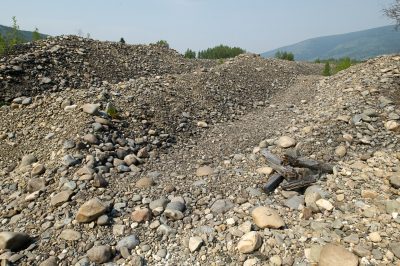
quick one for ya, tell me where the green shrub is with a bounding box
[275,51,294,61]
[184,49,196,59]
[156,40,169,48]
[32,27,41,41]
[119,37,126,44]
[197,45,245,59]
[323,62,331,76]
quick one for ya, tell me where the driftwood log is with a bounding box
[261,149,333,192]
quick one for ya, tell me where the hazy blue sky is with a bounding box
[1,0,394,53]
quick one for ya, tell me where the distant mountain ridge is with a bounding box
[0,25,48,41]
[261,25,400,61]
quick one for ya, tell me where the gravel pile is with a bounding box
[0,36,399,266]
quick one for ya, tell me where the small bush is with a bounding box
[275,51,294,61]
[119,37,126,44]
[156,40,169,48]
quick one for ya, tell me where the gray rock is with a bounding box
[82,103,100,115]
[389,174,400,189]
[27,178,46,192]
[87,245,112,264]
[149,198,169,211]
[166,201,186,212]
[76,198,107,223]
[210,199,234,214]
[62,155,79,167]
[390,242,400,259]
[20,154,37,168]
[39,256,58,266]
[116,235,140,250]
[63,140,76,149]
[60,229,81,241]
[50,190,74,206]
[284,195,305,210]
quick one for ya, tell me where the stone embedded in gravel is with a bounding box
[316,199,334,211]
[124,154,140,166]
[87,245,113,264]
[76,198,107,223]
[62,154,79,167]
[93,173,108,187]
[237,231,262,254]
[20,154,37,168]
[116,235,140,250]
[39,256,58,266]
[83,133,99,144]
[305,190,322,212]
[0,232,31,251]
[164,209,184,220]
[385,120,399,131]
[197,121,208,128]
[335,145,347,158]
[276,136,296,148]
[82,103,100,115]
[251,206,285,229]
[210,199,234,214]
[368,232,381,242]
[131,208,151,222]
[196,165,213,176]
[189,236,203,252]
[284,195,304,210]
[27,178,46,192]
[97,215,109,225]
[50,189,74,206]
[389,242,400,259]
[60,229,81,241]
[31,163,46,176]
[319,244,358,266]
[389,174,400,189]
[256,166,273,175]
[135,177,155,188]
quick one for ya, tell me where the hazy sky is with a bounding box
[1,0,394,53]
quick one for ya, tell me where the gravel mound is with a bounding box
[0,36,399,265]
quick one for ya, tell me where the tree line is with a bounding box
[0,16,42,55]
[184,45,245,59]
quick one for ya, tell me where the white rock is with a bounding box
[189,236,203,252]
[237,231,262,254]
[316,198,334,211]
[276,136,296,148]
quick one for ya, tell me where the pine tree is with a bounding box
[184,49,196,58]
[323,62,331,76]
[32,27,41,41]
[119,37,125,44]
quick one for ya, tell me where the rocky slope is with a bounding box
[0,37,399,266]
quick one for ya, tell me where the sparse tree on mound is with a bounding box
[323,62,331,76]
[197,45,245,59]
[119,37,126,44]
[184,49,196,58]
[384,0,400,29]
[156,40,169,48]
[32,27,41,41]
[275,51,294,61]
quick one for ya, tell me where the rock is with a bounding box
[82,103,100,115]
[50,189,74,206]
[189,236,203,252]
[124,154,140,166]
[385,121,399,131]
[97,215,109,225]
[164,209,184,220]
[319,244,358,266]
[62,155,79,167]
[276,136,296,148]
[335,145,347,158]
[59,229,81,241]
[196,165,213,176]
[83,133,99,144]
[31,163,45,176]
[237,231,262,254]
[316,199,334,211]
[284,195,304,210]
[137,147,149,158]
[389,242,400,259]
[135,177,155,188]
[390,174,400,189]
[87,245,112,264]
[27,178,46,192]
[0,232,31,251]
[131,208,151,222]
[305,190,322,212]
[20,154,37,168]
[76,198,107,223]
[197,121,208,128]
[39,256,58,266]
[251,206,285,229]
[256,166,273,175]
[270,255,282,266]
[210,199,234,214]
[93,174,108,187]
[116,235,140,250]
[368,232,381,242]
